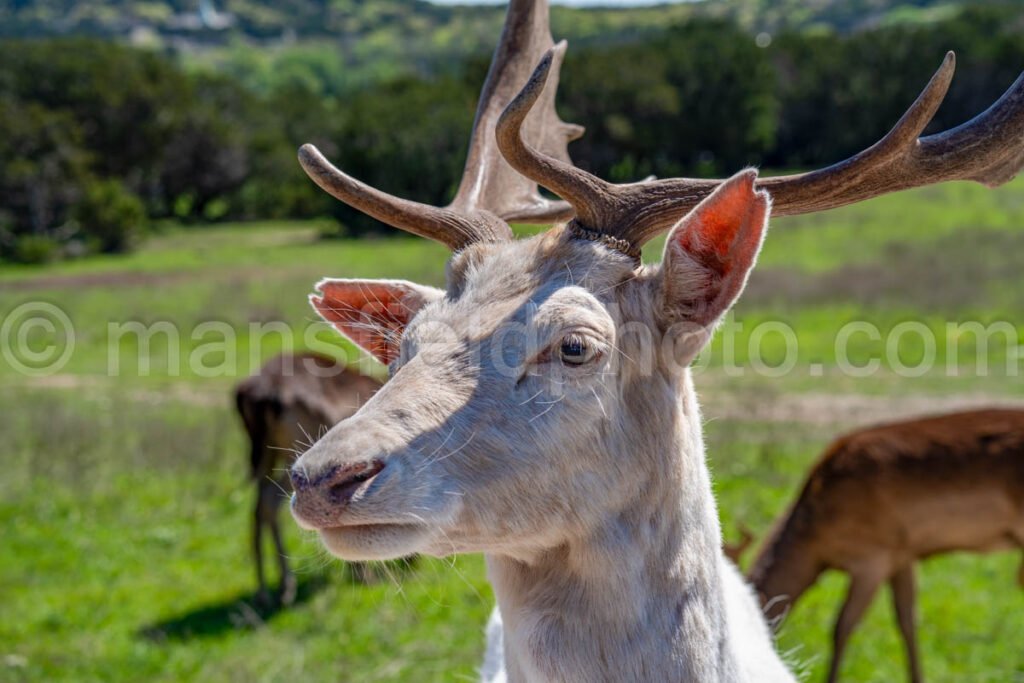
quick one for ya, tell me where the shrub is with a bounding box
[72,179,147,254]
[12,234,59,264]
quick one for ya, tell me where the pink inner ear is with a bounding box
[662,170,770,328]
[311,281,417,365]
[677,171,764,276]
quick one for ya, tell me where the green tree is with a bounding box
[73,178,147,254]
[560,20,779,182]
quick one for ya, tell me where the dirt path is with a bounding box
[20,374,227,407]
[2,263,318,292]
[701,388,1024,427]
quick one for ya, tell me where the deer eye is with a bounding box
[558,334,597,365]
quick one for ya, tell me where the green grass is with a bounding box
[2,178,1023,682]
[3,391,1022,682]
[0,220,448,284]
[0,391,493,683]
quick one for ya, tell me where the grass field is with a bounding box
[2,179,1023,682]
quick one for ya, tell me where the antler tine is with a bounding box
[610,51,960,245]
[500,49,1024,251]
[751,50,959,213]
[911,56,1024,187]
[721,51,1024,218]
[496,44,620,231]
[298,144,511,250]
[498,47,733,246]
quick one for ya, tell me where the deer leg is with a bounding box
[253,485,268,603]
[267,484,296,606]
[1004,528,1024,588]
[827,569,885,683]
[1013,529,1024,588]
[890,565,924,683]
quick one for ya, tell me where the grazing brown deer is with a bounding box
[748,409,1024,683]
[283,0,1024,679]
[235,351,381,605]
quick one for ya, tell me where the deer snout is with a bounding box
[289,459,385,529]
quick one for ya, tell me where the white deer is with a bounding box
[286,1,1024,680]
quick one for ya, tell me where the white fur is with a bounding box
[482,560,792,683]
[481,607,507,683]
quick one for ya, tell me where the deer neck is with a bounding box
[748,503,824,620]
[486,373,739,682]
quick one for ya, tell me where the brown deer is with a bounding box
[283,0,1024,679]
[748,409,1024,683]
[235,351,381,605]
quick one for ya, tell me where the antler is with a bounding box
[498,48,1024,250]
[299,0,582,251]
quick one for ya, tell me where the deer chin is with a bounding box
[318,522,431,561]
[312,492,463,561]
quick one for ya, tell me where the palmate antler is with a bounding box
[497,47,1024,252]
[298,0,582,251]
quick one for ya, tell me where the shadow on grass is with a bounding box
[138,559,419,642]
[138,574,328,642]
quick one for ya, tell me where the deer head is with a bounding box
[292,169,768,560]
[290,2,1024,566]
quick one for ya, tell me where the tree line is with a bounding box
[1,5,1021,263]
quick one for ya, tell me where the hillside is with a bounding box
[5,1,1008,98]
[0,0,986,45]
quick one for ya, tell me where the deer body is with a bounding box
[235,351,381,604]
[749,409,1024,683]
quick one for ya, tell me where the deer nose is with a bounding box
[290,460,385,511]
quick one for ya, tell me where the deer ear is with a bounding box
[310,279,445,365]
[659,169,770,329]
